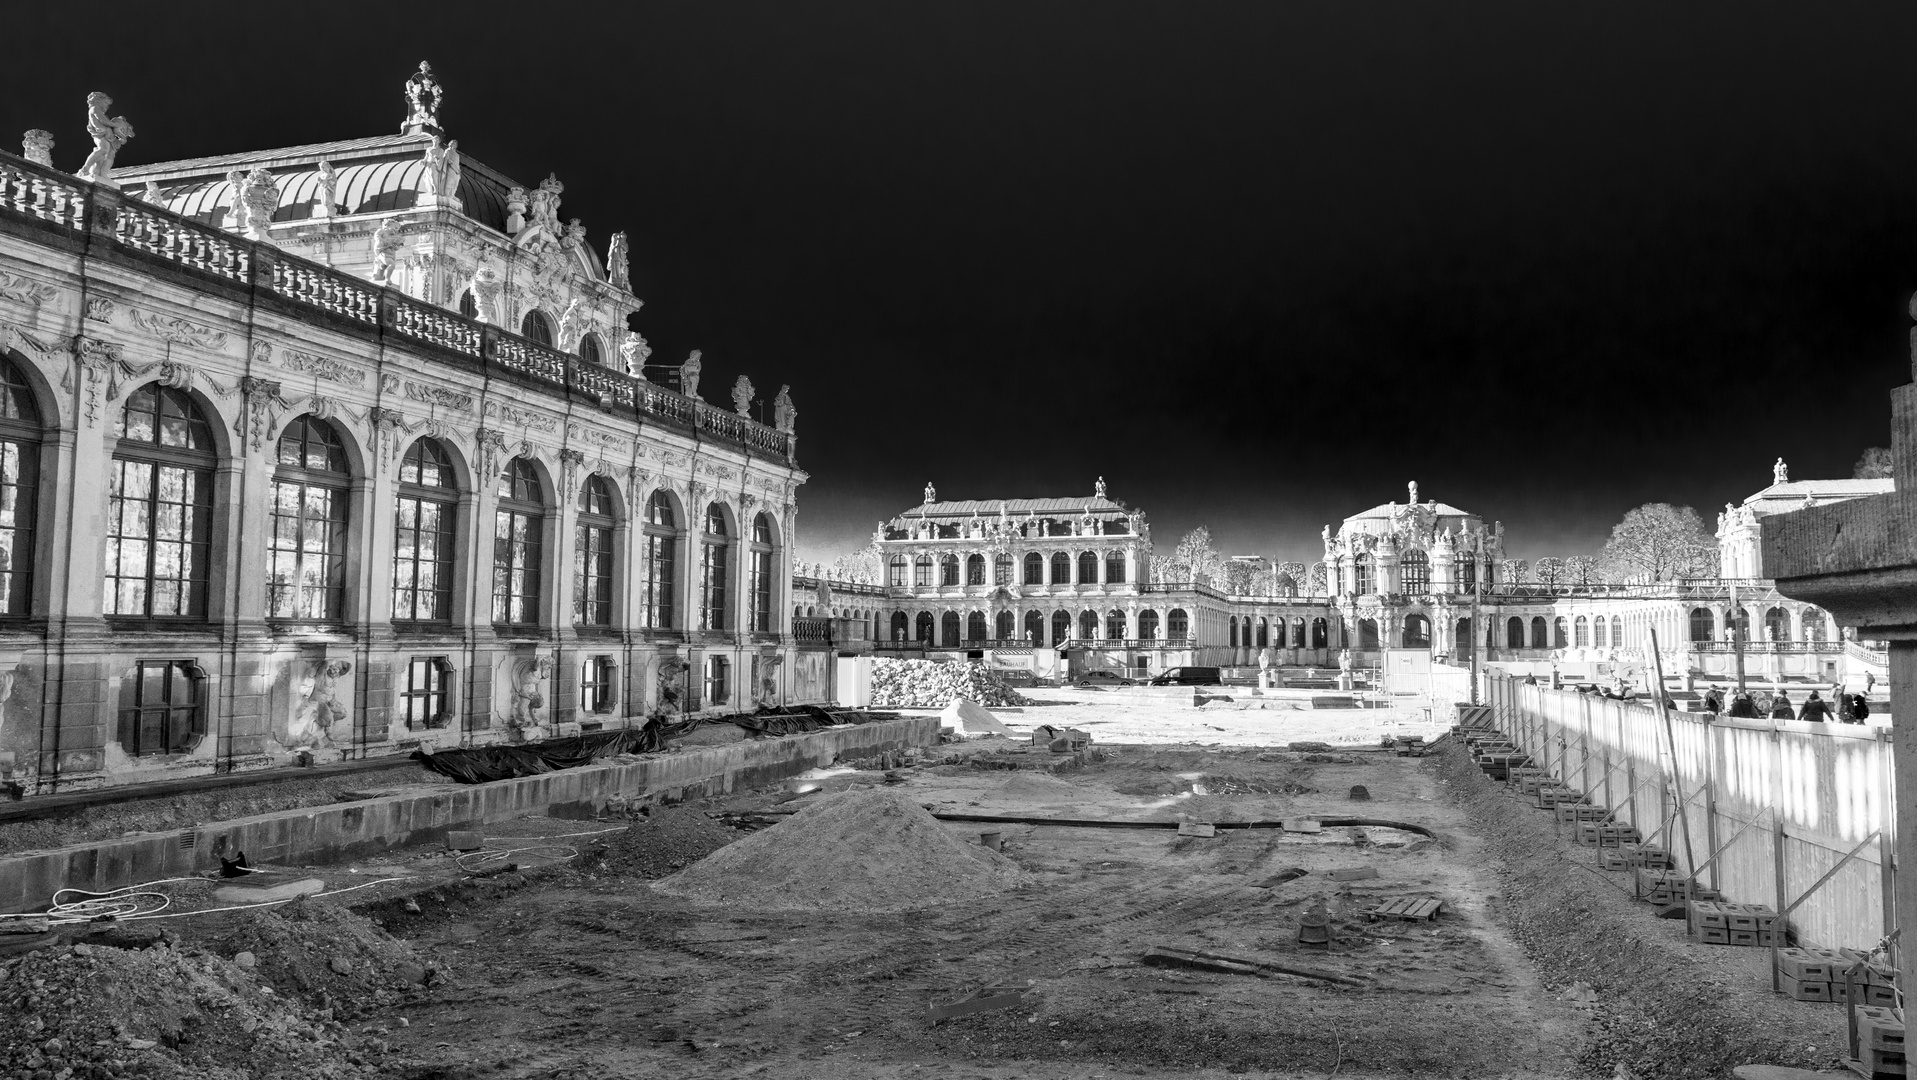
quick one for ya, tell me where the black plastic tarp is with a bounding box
[411,720,699,784]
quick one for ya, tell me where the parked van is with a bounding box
[1149,666,1223,686]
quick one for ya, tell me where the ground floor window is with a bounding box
[401,656,453,729]
[582,655,616,714]
[704,655,729,706]
[118,659,206,756]
[1052,609,1071,644]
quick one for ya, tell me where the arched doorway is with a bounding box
[1403,614,1430,648]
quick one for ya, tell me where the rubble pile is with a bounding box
[0,939,398,1079]
[196,896,438,1019]
[869,659,1033,708]
[654,788,1029,911]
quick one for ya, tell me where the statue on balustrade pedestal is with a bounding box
[223,169,249,232]
[240,169,279,241]
[422,137,462,204]
[620,331,651,378]
[77,93,133,189]
[606,232,631,291]
[21,130,53,169]
[731,375,755,417]
[371,218,404,284]
[772,384,796,432]
[467,262,502,324]
[314,160,337,218]
[680,349,703,399]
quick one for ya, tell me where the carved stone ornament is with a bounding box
[278,348,367,387]
[559,447,586,502]
[64,336,124,427]
[240,168,279,242]
[482,399,559,433]
[371,218,404,284]
[237,376,288,454]
[0,270,58,309]
[626,465,652,508]
[731,375,754,417]
[380,372,400,395]
[404,381,473,412]
[402,61,444,134]
[21,130,53,168]
[84,296,114,324]
[368,406,408,473]
[475,427,509,479]
[130,309,229,352]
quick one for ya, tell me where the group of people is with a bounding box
[1699,685,1869,724]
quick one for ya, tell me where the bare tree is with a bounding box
[1563,555,1598,584]
[1598,503,1717,583]
[828,541,884,584]
[1307,561,1329,595]
[1532,557,1567,587]
[1277,561,1307,595]
[1166,527,1223,586]
[1502,558,1530,584]
[1854,447,1893,479]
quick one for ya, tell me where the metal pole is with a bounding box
[1469,554,1483,705]
[1649,628,1701,892]
[1730,580,1747,693]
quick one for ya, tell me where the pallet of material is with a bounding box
[1621,843,1673,869]
[1692,902,1782,946]
[1599,850,1631,870]
[1634,870,1717,905]
[1574,822,1640,848]
[1554,803,1609,823]
[1364,897,1444,922]
[1849,1004,1906,1078]
[1536,786,1584,808]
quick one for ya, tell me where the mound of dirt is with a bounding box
[654,789,1028,911]
[0,940,398,1079]
[591,805,741,878]
[188,895,435,1018]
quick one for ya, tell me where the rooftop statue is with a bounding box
[77,93,134,189]
[313,159,337,218]
[468,262,503,324]
[1095,476,1107,499]
[620,331,651,378]
[21,130,53,168]
[402,61,444,133]
[564,218,587,251]
[555,297,584,352]
[772,384,795,432]
[239,168,279,241]
[423,137,462,201]
[1408,480,1419,505]
[732,375,755,417]
[606,232,631,291]
[140,181,162,203]
[370,218,403,284]
[504,186,528,234]
[1773,457,1789,486]
[680,349,702,399]
[223,169,249,231]
[924,481,937,504]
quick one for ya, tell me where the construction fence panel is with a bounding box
[1480,676,1894,952]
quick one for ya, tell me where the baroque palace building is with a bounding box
[0,66,817,796]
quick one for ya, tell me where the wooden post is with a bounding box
[1702,715,1721,894]
[1648,630,1701,897]
[1773,815,1787,993]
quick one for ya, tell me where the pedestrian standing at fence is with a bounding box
[1799,690,1834,723]
[1702,687,1723,714]
[1769,690,1795,720]
[1838,691,1856,721]
[1728,690,1759,718]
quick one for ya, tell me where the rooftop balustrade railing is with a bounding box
[0,149,796,465]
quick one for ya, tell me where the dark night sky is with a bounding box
[6,3,1915,565]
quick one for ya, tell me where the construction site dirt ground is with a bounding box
[2,727,1858,1080]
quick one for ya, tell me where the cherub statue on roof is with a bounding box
[77,93,133,188]
[680,349,702,398]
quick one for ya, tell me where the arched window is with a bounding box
[967,611,987,642]
[1228,615,1239,648]
[1457,557,1478,594]
[1051,551,1070,584]
[1139,609,1159,639]
[1401,550,1429,594]
[1079,609,1098,639]
[913,555,933,588]
[458,290,477,319]
[1592,616,1607,649]
[1690,607,1715,643]
[890,611,908,640]
[1168,608,1190,640]
[1805,614,1826,641]
[393,438,458,622]
[493,458,545,627]
[1507,617,1525,648]
[1765,606,1789,643]
[1574,616,1589,647]
[941,610,960,646]
[888,556,907,588]
[1107,608,1126,640]
[1312,617,1328,648]
[1105,551,1126,584]
[1359,618,1380,648]
[108,385,215,618]
[1531,616,1548,648]
[0,358,38,617]
[967,554,985,586]
[1453,618,1470,652]
[1256,617,1269,648]
[915,611,933,642]
[1732,606,1751,641]
[994,552,1012,585]
[996,610,1014,640]
[1078,551,1098,584]
[700,504,729,631]
[640,491,677,629]
[1024,609,1045,643]
[574,476,617,627]
[941,554,960,587]
[521,309,554,346]
[1403,614,1430,648]
[579,332,604,367]
[749,513,777,633]
[1610,615,1623,647]
[1553,617,1569,648]
[1023,552,1043,585]
[268,416,350,620]
[1293,618,1307,648]
[1353,554,1373,595]
[1052,609,1071,644]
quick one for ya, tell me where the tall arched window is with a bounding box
[1077,551,1098,584]
[1050,551,1070,584]
[1611,615,1623,647]
[268,416,350,620]
[1359,618,1380,648]
[1293,618,1307,648]
[1168,608,1189,640]
[641,490,677,629]
[996,610,1014,640]
[700,504,729,631]
[579,333,604,367]
[967,554,985,586]
[1531,616,1548,648]
[1023,552,1043,585]
[1765,606,1789,643]
[1732,606,1751,641]
[1139,610,1159,639]
[1107,608,1126,640]
[1024,609,1044,643]
[940,554,959,587]
[1312,617,1328,648]
[1457,557,1478,594]
[994,552,1012,585]
[1229,615,1239,647]
[107,385,215,619]
[0,358,39,617]
[889,556,907,588]
[1592,616,1607,648]
[1078,609,1098,639]
[913,555,933,588]
[1573,616,1589,647]
[1403,614,1430,648]
[521,309,554,346]
[750,513,776,633]
[1353,554,1373,595]
[890,611,908,640]
[1553,617,1569,648]
[574,475,616,627]
[967,611,987,641]
[393,438,457,622]
[458,290,477,319]
[1507,617,1525,648]
[1105,551,1126,584]
[941,610,960,645]
[1052,609,1071,644]
[1689,607,1715,643]
[1401,550,1429,594]
[1256,617,1269,647]
[493,458,545,627]
[1456,618,1471,650]
[915,610,934,642]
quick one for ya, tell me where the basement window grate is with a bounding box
[178,830,197,851]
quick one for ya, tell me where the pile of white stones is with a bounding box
[869,659,1032,708]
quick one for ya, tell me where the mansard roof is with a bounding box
[1743,478,1894,517]
[903,496,1128,518]
[1344,500,1474,522]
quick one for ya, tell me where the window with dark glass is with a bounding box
[967,554,985,586]
[1457,557,1478,594]
[521,309,554,346]
[941,555,959,587]
[267,415,350,620]
[1105,551,1126,584]
[582,655,615,713]
[1023,552,1043,585]
[574,475,615,627]
[994,552,1012,585]
[1401,550,1429,594]
[913,555,933,588]
[704,654,729,705]
[118,659,205,756]
[0,357,40,616]
[1051,609,1070,643]
[889,557,908,588]
[492,458,545,627]
[1168,608,1189,639]
[401,656,452,729]
[1352,554,1373,595]
[1050,551,1069,584]
[700,504,728,631]
[107,385,214,619]
[641,490,676,629]
[580,333,604,367]
[1077,551,1097,584]
[967,611,987,641]
[394,438,457,622]
[749,513,775,633]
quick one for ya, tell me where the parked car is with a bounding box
[1074,669,1134,687]
[1150,666,1224,687]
